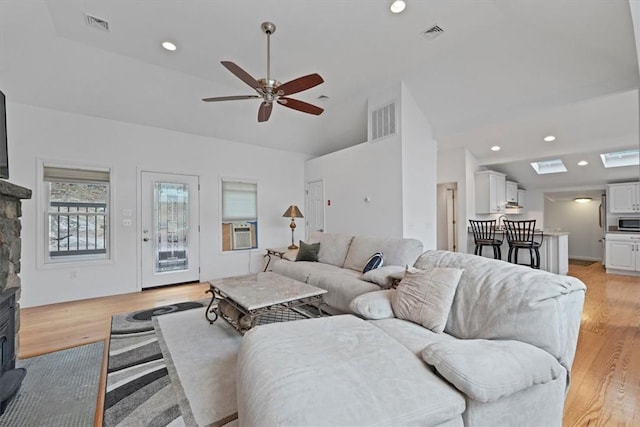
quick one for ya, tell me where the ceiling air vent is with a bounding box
[84,14,110,32]
[423,24,444,40]
[370,102,396,142]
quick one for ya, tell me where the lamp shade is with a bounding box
[282,205,304,218]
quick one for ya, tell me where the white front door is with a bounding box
[141,172,200,289]
[306,180,325,234]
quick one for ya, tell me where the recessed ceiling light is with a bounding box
[577,160,589,166]
[544,135,556,142]
[162,41,177,51]
[390,0,406,14]
[491,145,501,151]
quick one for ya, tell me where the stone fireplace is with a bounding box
[0,180,31,413]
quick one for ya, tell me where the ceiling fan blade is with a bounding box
[202,95,260,102]
[221,61,262,90]
[277,97,324,116]
[258,102,273,122]
[277,73,324,96]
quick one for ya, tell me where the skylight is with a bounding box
[600,149,640,168]
[530,159,567,175]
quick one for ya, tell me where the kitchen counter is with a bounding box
[467,229,569,275]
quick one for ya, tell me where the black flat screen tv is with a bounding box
[0,90,8,179]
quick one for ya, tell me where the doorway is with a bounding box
[141,171,200,289]
[306,179,325,235]
[437,183,458,252]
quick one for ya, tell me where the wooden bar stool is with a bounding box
[503,219,544,269]
[469,220,502,259]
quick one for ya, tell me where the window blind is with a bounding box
[44,166,110,183]
[221,180,257,221]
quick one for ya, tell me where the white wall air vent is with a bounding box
[84,14,110,32]
[423,24,444,40]
[370,102,396,142]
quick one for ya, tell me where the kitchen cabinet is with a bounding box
[605,233,640,275]
[608,182,640,213]
[506,181,518,203]
[475,170,506,214]
[517,189,526,207]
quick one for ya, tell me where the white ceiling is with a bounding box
[1,0,639,191]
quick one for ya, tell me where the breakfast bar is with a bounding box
[467,228,569,275]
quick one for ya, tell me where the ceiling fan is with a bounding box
[202,22,325,123]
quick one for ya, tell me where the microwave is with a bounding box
[618,217,640,231]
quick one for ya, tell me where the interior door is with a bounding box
[141,172,200,289]
[306,180,325,234]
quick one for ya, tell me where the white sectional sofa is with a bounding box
[271,232,424,312]
[237,250,587,426]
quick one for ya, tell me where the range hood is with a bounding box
[505,202,524,215]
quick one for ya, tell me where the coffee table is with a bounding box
[205,272,327,334]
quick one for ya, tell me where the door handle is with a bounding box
[143,237,150,242]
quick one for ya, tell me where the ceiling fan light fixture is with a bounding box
[390,0,406,14]
[162,41,177,51]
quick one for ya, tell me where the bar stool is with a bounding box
[469,220,502,259]
[503,219,543,269]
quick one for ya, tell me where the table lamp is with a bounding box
[282,205,304,249]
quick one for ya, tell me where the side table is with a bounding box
[263,247,288,271]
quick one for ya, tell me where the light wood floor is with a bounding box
[18,264,640,426]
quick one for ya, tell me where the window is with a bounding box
[221,180,258,251]
[44,165,110,261]
[530,159,567,175]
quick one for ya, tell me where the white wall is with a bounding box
[544,199,602,260]
[305,139,404,237]
[400,82,437,249]
[437,148,478,253]
[9,103,308,307]
[306,82,438,245]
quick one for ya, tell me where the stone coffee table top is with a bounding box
[209,272,326,311]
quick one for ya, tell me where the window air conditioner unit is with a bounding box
[232,223,252,250]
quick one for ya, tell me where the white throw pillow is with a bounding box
[349,290,396,320]
[361,265,406,288]
[391,267,463,333]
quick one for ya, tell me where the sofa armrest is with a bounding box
[349,290,396,320]
[421,339,565,403]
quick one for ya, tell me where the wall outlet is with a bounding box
[123,219,132,226]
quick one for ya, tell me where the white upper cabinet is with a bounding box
[475,170,506,214]
[506,181,518,204]
[608,182,640,213]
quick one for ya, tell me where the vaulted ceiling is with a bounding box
[1,0,639,190]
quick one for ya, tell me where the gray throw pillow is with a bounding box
[391,266,463,333]
[295,241,320,262]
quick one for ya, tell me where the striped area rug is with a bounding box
[104,301,206,427]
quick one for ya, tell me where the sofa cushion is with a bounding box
[414,250,586,375]
[237,315,466,427]
[349,290,396,320]
[309,232,354,267]
[343,236,423,272]
[370,318,457,355]
[295,240,319,262]
[421,339,565,403]
[272,259,345,284]
[307,271,380,313]
[392,267,463,333]
[361,265,405,288]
